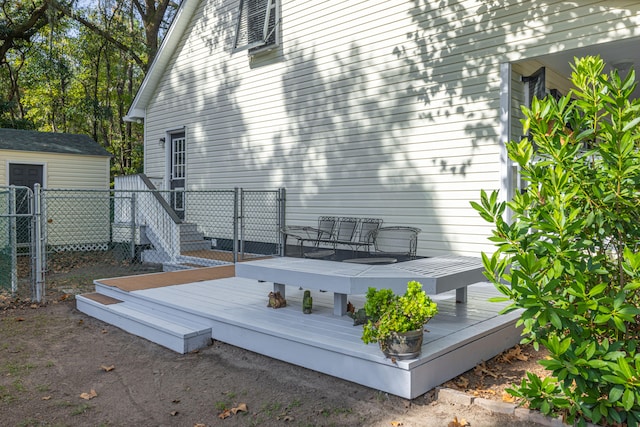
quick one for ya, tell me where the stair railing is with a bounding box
[114,174,180,263]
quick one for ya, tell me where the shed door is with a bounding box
[8,163,42,245]
[170,132,186,220]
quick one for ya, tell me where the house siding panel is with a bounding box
[1,150,109,189]
[0,149,110,248]
[142,0,640,257]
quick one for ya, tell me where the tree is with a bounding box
[0,0,60,128]
[1,0,181,176]
[473,56,640,427]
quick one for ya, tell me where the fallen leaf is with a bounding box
[42,396,51,400]
[79,389,97,400]
[170,411,178,416]
[218,409,232,419]
[499,345,529,363]
[473,361,498,378]
[502,391,516,403]
[391,422,404,427]
[448,416,470,427]
[194,424,206,427]
[454,376,469,389]
[231,402,248,414]
[282,415,294,421]
[101,329,108,334]
[15,317,25,322]
[100,365,115,372]
[472,388,497,398]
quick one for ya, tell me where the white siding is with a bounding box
[0,150,111,247]
[0,150,110,189]
[143,0,640,257]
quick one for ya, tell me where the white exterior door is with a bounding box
[170,132,186,220]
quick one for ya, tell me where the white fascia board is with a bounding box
[126,0,201,121]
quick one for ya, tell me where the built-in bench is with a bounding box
[235,255,485,316]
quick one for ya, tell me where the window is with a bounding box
[522,67,546,108]
[171,135,186,180]
[233,0,278,53]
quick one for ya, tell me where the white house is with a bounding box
[125,0,640,257]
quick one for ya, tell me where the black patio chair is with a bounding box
[370,226,421,260]
[350,218,383,254]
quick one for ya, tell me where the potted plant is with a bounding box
[361,280,438,360]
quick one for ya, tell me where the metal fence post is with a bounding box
[239,188,246,260]
[33,184,44,302]
[233,188,239,263]
[278,188,286,256]
[130,193,136,262]
[8,186,17,295]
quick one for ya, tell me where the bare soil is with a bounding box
[0,256,550,427]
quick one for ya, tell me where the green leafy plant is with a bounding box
[361,280,438,344]
[472,56,640,427]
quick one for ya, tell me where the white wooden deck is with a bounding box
[77,271,522,399]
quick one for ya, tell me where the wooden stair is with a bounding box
[76,291,212,354]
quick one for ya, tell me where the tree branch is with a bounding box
[47,0,147,71]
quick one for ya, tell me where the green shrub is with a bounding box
[472,56,640,427]
[361,281,438,344]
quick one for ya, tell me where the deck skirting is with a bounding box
[76,270,522,399]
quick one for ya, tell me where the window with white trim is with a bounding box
[233,0,279,53]
[172,135,186,180]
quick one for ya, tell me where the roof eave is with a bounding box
[126,0,200,119]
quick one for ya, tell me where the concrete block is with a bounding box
[514,407,567,426]
[436,387,475,406]
[474,397,516,415]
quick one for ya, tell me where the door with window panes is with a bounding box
[170,132,186,220]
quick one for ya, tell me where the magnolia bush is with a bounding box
[472,56,640,426]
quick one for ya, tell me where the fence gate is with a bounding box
[0,185,41,300]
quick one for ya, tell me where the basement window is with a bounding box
[233,0,279,53]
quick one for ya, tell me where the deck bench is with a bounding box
[235,255,485,316]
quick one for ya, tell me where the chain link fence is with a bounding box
[1,183,285,302]
[0,186,37,298]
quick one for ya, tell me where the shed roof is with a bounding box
[0,128,111,157]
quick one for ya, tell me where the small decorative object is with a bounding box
[347,301,369,325]
[361,281,438,360]
[267,291,286,308]
[350,308,368,326]
[302,290,312,314]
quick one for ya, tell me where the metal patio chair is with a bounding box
[370,226,421,261]
[281,216,337,257]
[304,217,358,259]
[350,218,383,254]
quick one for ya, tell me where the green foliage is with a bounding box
[0,0,158,180]
[472,56,640,427]
[361,281,438,344]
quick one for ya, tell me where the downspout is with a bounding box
[499,62,513,224]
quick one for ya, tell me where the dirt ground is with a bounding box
[0,255,551,427]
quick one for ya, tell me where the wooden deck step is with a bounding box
[76,294,212,354]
